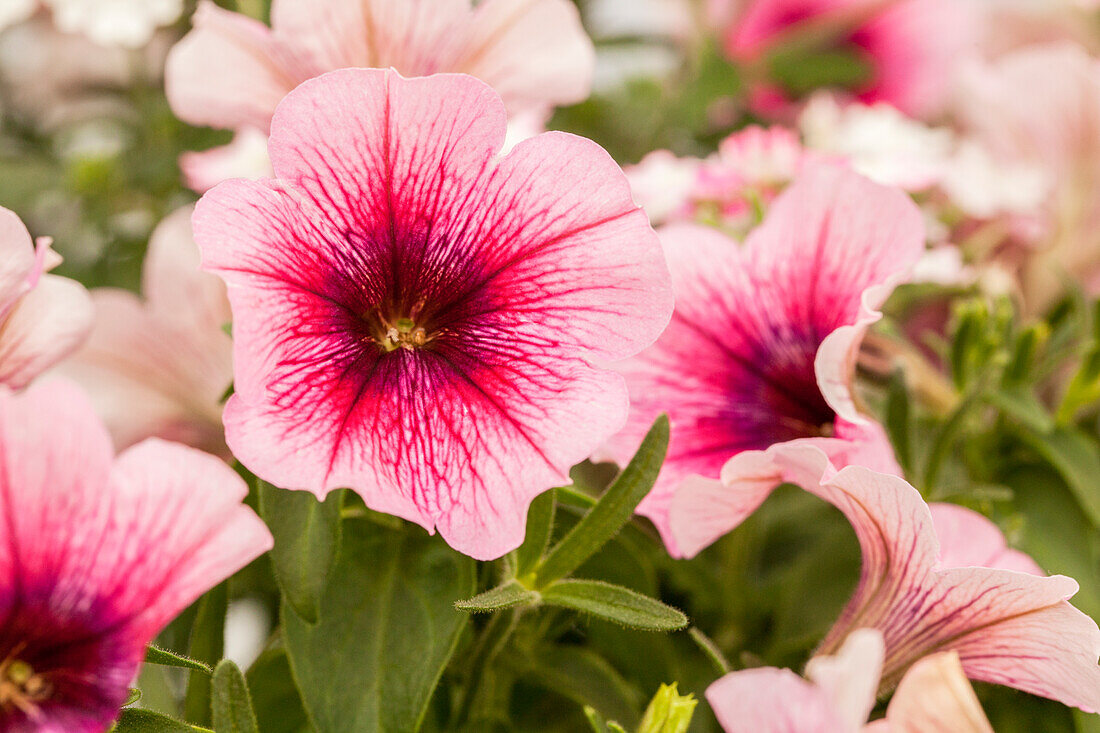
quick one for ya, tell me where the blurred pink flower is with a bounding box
[673,444,1100,711]
[166,0,594,189]
[719,0,974,117]
[193,69,672,561]
[0,207,92,389]
[625,125,826,231]
[55,206,233,456]
[708,629,994,732]
[955,42,1100,311]
[0,378,271,732]
[606,164,923,554]
[180,127,274,194]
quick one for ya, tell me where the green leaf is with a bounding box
[515,488,556,577]
[986,387,1054,434]
[245,646,311,733]
[455,580,540,613]
[1016,425,1100,528]
[123,688,142,707]
[283,520,475,733]
[144,645,211,674]
[510,645,642,727]
[113,708,206,732]
[184,583,227,726]
[258,481,342,625]
[535,416,669,587]
[541,579,687,631]
[211,660,259,733]
[884,368,912,475]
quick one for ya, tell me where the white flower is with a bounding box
[44,0,182,47]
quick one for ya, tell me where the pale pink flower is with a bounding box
[624,125,825,230]
[0,206,92,389]
[954,42,1100,311]
[166,0,594,189]
[721,0,975,117]
[0,378,271,732]
[193,69,672,561]
[180,127,274,194]
[673,444,1100,710]
[708,629,994,732]
[606,164,923,554]
[55,206,232,455]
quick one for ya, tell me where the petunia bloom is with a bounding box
[718,0,974,117]
[55,206,233,456]
[0,378,272,732]
[0,206,92,390]
[165,0,594,190]
[605,163,924,554]
[193,68,673,561]
[707,628,994,732]
[673,444,1100,711]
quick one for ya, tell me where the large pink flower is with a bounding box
[721,0,973,117]
[605,163,924,554]
[0,207,92,389]
[0,378,271,732]
[673,444,1100,711]
[165,0,594,189]
[193,69,673,561]
[707,629,994,732]
[55,206,233,456]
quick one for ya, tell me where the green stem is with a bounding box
[451,609,518,728]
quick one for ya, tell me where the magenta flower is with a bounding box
[0,378,271,732]
[605,163,924,554]
[193,69,672,561]
[56,207,233,456]
[707,629,994,732]
[719,0,974,117]
[0,206,92,390]
[165,0,594,189]
[674,444,1100,711]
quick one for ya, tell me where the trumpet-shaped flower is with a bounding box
[56,207,233,455]
[707,629,994,732]
[605,164,923,554]
[0,378,271,732]
[193,69,672,560]
[0,207,92,389]
[165,0,594,190]
[673,444,1100,711]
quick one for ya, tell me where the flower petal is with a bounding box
[707,667,848,733]
[180,127,275,194]
[165,0,295,132]
[0,206,35,309]
[0,273,93,389]
[884,651,993,733]
[805,628,885,731]
[928,502,1044,575]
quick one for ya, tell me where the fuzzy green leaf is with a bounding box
[455,581,540,613]
[144,645,211,674]
[211,660,259,733]
[541,579,687,631]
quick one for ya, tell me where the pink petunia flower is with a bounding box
[673,444,1100,711]
[719,0,974,118]
[606,163,924,555]
[0,378,271,732]
[707,628,994,732]
[165,0,594,190]
[193,68,673,561]
[0,207,92,389]
[54,206,233,456]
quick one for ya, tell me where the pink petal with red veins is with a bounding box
[929,502,1044,575]
[756,444,1100,712]
[884,651,993,733]
[195,69,671,560]
[0,273,93,389]
[609,164,919,554]
[165,0,297,133]
[707,667,850,733]
[0,379,270,730]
